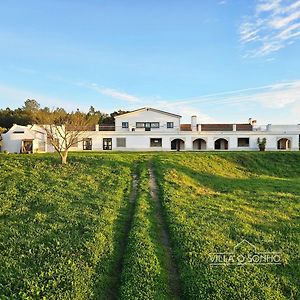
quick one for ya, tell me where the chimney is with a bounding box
[95,124,99,131]
[191,115,197,131]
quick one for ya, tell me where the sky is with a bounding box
[0,0,300,124]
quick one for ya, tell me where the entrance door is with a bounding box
[103,138,112,150]
[171,139,184,151]
[21,140,33,154]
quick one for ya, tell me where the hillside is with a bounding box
[0,152,299,299]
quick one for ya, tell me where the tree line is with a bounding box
[0,99,129,132]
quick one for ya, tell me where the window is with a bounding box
[83,138,92,150]
[151,122,159,128]
[13,131,25,134]
[103,138,112,150]
[136,122,160,129]
[238,138,249,147]
[122,122,129,128]
[167,122,174,128]
[145,122,151,131]
[150,138,162,147]
[116,138,126,147]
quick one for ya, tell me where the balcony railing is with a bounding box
[99,125,115,131]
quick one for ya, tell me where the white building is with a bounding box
[1,107,300,153]
[1,124,50,154]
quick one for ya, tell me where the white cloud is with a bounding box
[239,0,300,57]
[269,10,300,28]
[85,83,141,103]
[166,80,300,109]
[256,0,281,13]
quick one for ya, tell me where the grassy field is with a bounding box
[0,152,299,299]
[154,152,300,299]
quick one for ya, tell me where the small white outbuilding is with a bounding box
[1,124,48,154]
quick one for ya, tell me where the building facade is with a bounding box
[1,107,300,153]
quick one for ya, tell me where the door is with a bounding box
[21,140,33,154]
[103,138,112,150]
[145,122,151,131]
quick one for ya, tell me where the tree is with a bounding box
[0,127,6,140]
[257,138,267,151]
[88,106,96,115]
[0,106,33,128]
[22,99,40,112]
[22,99,41,123]
[37,109,99,164]
[101,110,130,124]
[0,127,6,152]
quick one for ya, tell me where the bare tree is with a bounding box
[37,109,99,164]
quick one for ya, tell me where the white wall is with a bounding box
[2,124,299,153]
[2,125,34,153]
[66,132,299,152]
[115,109,181,132]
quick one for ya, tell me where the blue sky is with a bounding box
[0,0,300,123]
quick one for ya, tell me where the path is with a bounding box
[149,164,182,299]
[106,166,139,299]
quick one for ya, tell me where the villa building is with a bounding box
[1,107,299,153]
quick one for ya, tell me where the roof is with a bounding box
[200,124,253,131]
[114,107,181,118]
[30,124,47,134]
[4,124,36,139]
[180,124,192,131]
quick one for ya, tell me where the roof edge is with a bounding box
[114,107,181,118]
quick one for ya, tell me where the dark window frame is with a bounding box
[167,122,174,128]
[136,122,160,129]
[150,122,159,128]
[103,138,112,150]
[83,138,92,150]
[150,138,162,147]
[122,122,129,128]
[237,137,250,147]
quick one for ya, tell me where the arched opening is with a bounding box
[171,139,185,151]
[214,138,228,150]
[193,138,207,150]
[277,138,291,150]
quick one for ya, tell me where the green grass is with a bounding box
[154,152,300,299]
[0,151,299,299]
[0,153,134,299]
[120,161,170,299]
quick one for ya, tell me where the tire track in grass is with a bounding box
[119,161,172,299]
[105,163,139,299]
[149,163,183,299]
